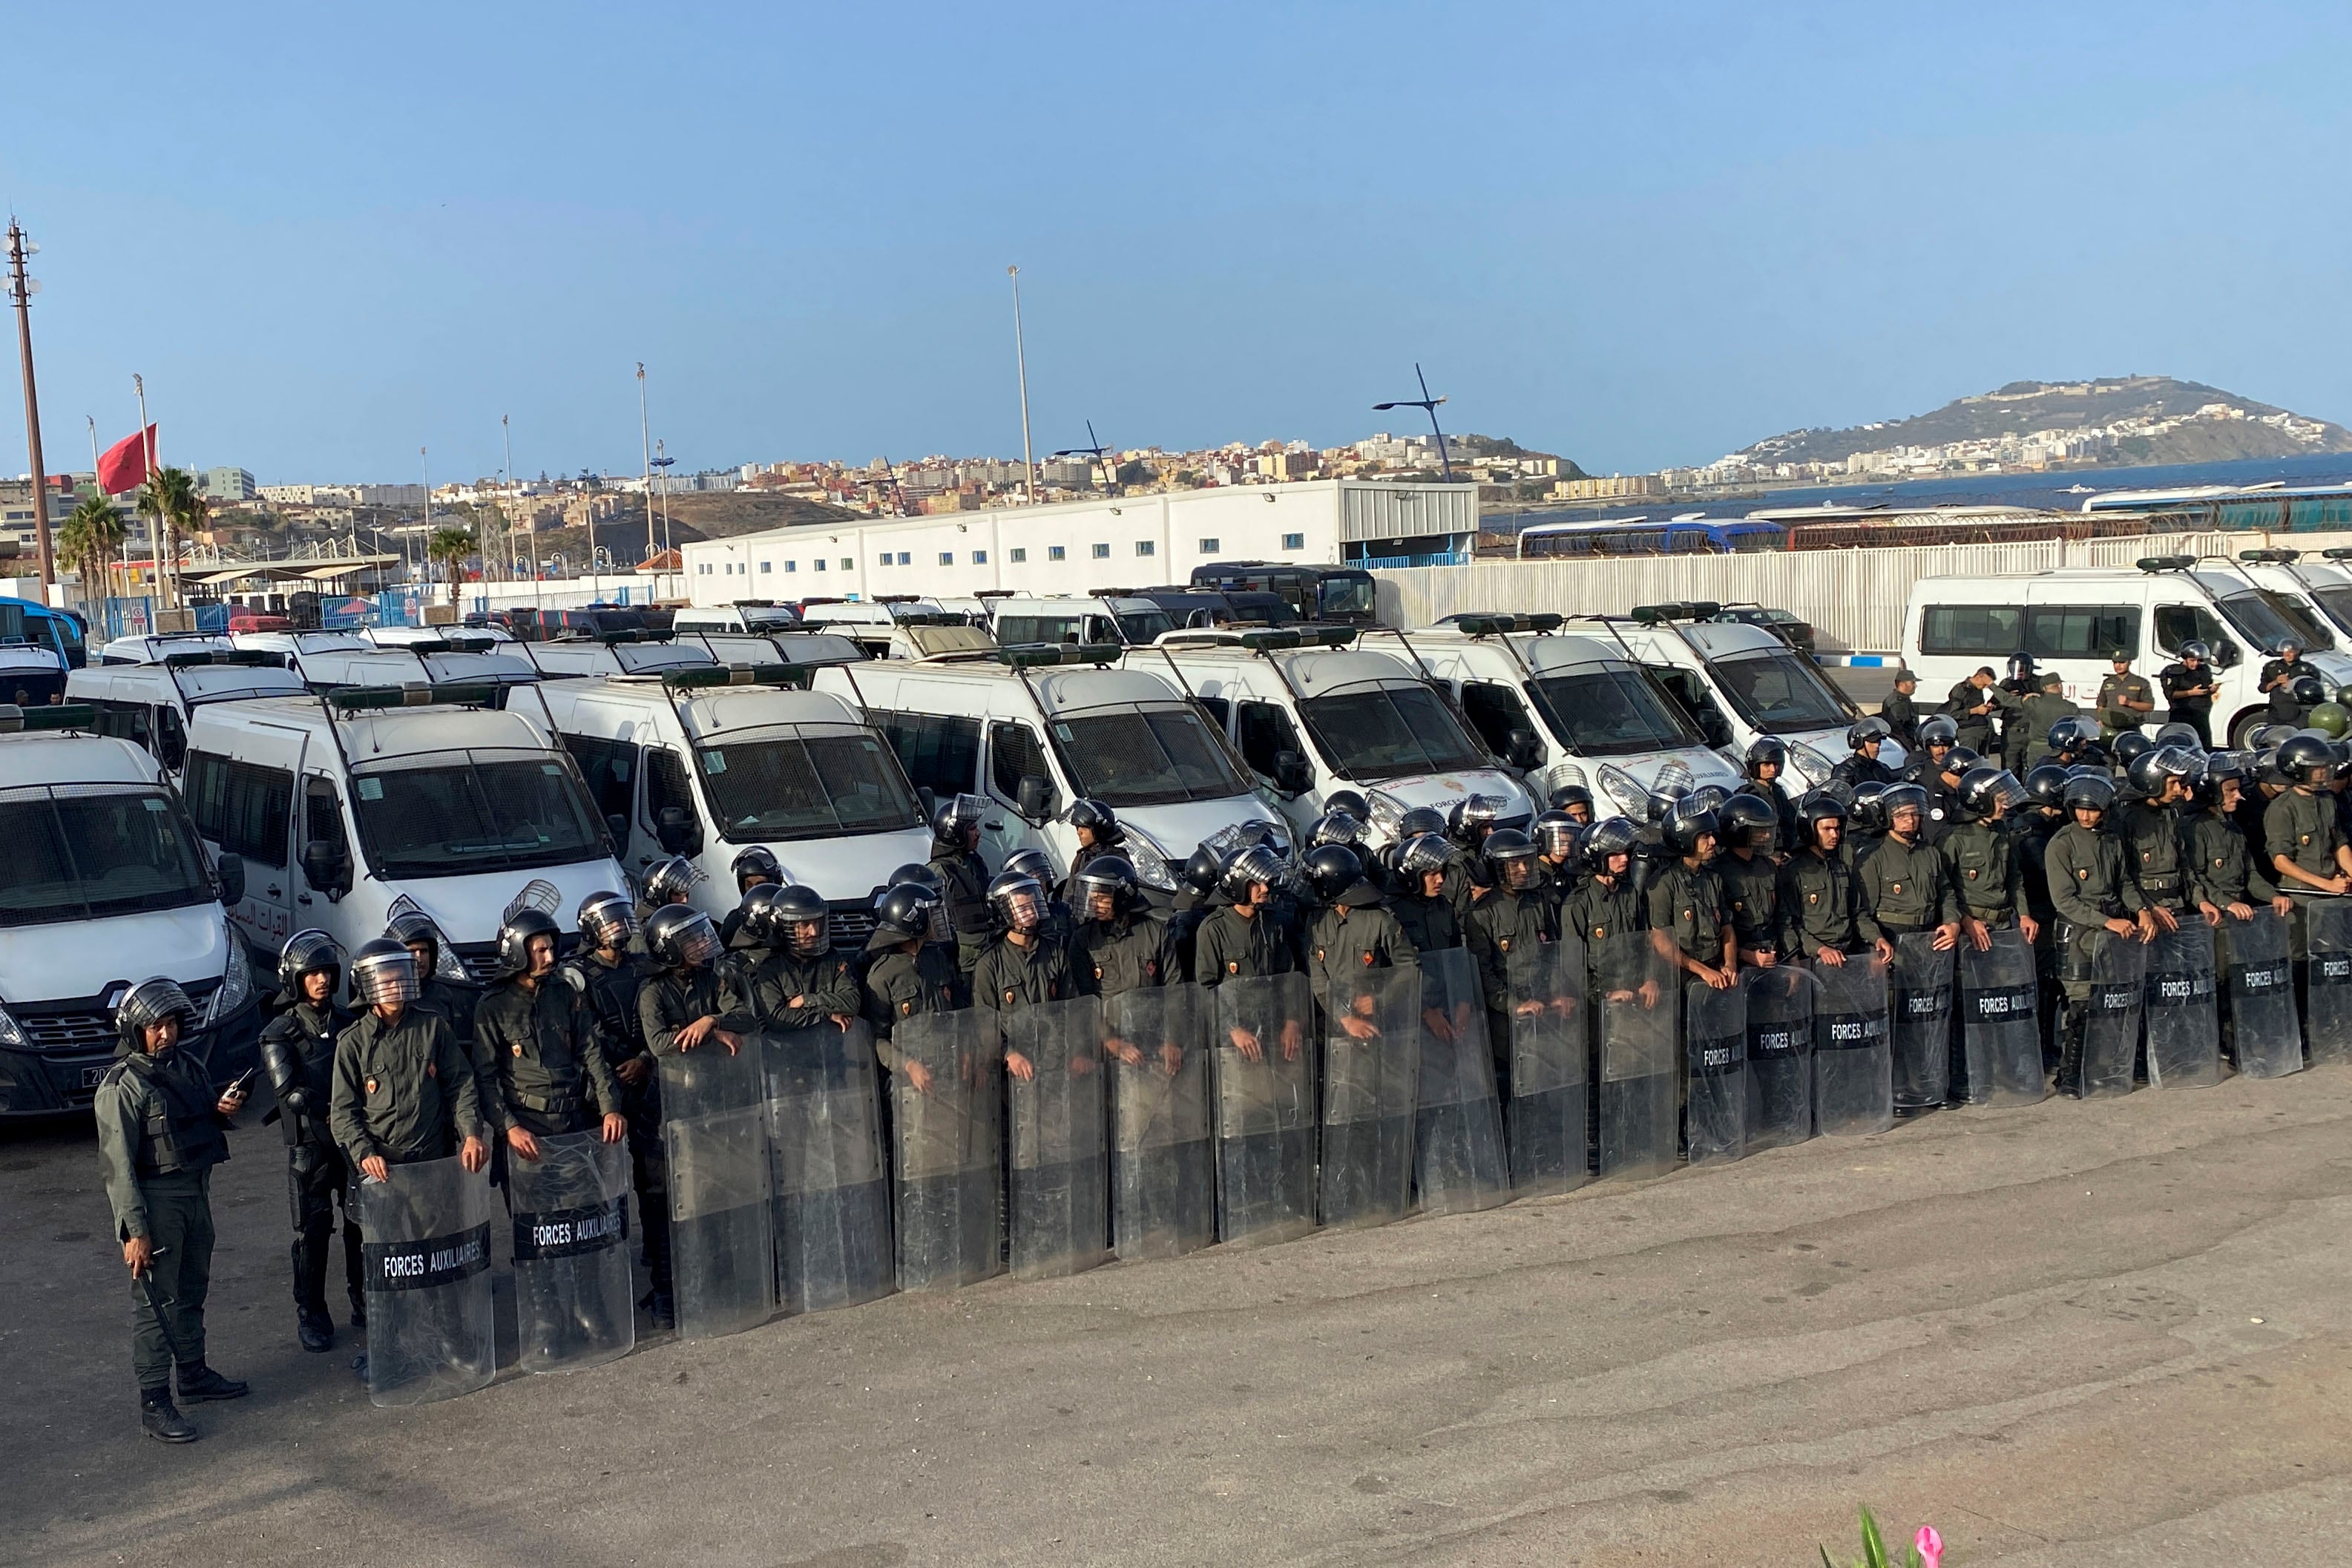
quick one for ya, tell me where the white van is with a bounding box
[984,593,1176,648]
[535,666,934,947]
[1902,557,2352,748]
[68,651,309,775]
[366,625,513,648]
[231,629,374,660]
[1132,628,1538,843]
[1366,616,1743,811]
[290,644,540,702]
[0,639,69,708]
[97,631,237,665]
[522,636,718,680]
[2231,550,2352,651]
[674,628,869,671]
[0,702,260,1114]
[671,601,801,635]
[1568,607,1880,788]
[815,645,1282,889]
[181,682,629,978]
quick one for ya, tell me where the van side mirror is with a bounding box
[300,839,350,897]
[915,785,936,823]
[656,805,701,855]
[1272,748,1313,796]
[1698,708,1735,749]
[1015,774,1058,823]
[157,728,187,771]
[604,812,628,849]
[214,852,246,905]
[1505,725,1544,771]
[2213,641,2241,668]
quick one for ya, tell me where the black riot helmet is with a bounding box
[2046,717,2095,758]
[1847,716,1892,751]
[2279,731,2338,787]
[2193,750,2244,806]
[646,905,720,969]
[640,855,701,906]
[1002,846,1055,886]
[887,862,945,897]
[735,883,787,946]
[988,869,1048,934]
[1956,766,2026,820]
[2006,651,2035,681]
[1065,797,1123,846]
[1880,782,1929,833]
[1796,788,1847,834]
[872,882,947,945]
[1660,798,1719,856]
[1395,806,1448,843]
[2111,731,2153,770]
[1943,745,1982,776]
[1482,827,1539,891]
[1447,794,1505,848]
[495,908,563,979]
[1308,808,1368,849]
[771,884,832,957]
[1179,844,1221,898]
[1532,808,1580,860]
[1322,788,1370,820]
[2123,749,2169,798]
[1916,714,1959,750]
[1073,853,1140,918]
[1744,736,1787,778]
[1850,780,1891,835]
[2293,672,2327,707]
[1219,843,1288,903]
[730,845,782,892]
[1720,790,1778,850]
[1581,814,1640,872]
[1301,843,1365,903]
[2177,639,2211,664]
[1548,779,1595,815]
[930,791,985,844]
[116,977,197,1053]
[2024,763,2071,812]
[1395,832,1455,883]
[2061,771,2116,814]
[2152,721,2203,751]
[576,891,637,951]
[384,909,444,966]
[348,939,420,1008]
[277,929,346,1001]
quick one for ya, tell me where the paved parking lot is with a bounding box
[10,1058,2352,1567]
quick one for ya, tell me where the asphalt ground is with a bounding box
[10,1055,2352,1567]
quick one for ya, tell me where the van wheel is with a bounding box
[2227,710,2270,749]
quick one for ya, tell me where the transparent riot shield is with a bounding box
[1005,995,1111,1281]
[1744,966,1816,1150]
[765,1021,894,1315]
[1211,972,1319,1246]
[1596,934,1678,1180]
[1318,963,1421,1230]
[508,1131,635,1374]
[2231,908,2304,1078]
[1106,984,1214,1261]
[1413,947,1510,1215]
[2080,929,2148,1100]
[661,1043,775,1340]
[1684,976,1747,1166]
[2144,926,2221,1090]
[1891,932,1955,1112]
[891,1009,1004,1292]
[1957,927,2044,1106]
[359,1155,496,1406]
[2304,901,2352,1067]
[1508,937,1589,1196]
[1812,954,1893,1136]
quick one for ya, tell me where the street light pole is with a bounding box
[636,362,655,563]
[1373,363,1455,483]
[6,220,54,595]
[500,412,515,582]
[1008,265,1036,506]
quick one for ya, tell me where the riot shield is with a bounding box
[1684,976,1746,1166]
[2079,929,2147,1099]
[1957,927,2044,1106]
[891,1009,1004,1291]
[1596,934,1678,1180]
[2231,908,2304,1078]
[1742,965,1816,1149]
[359,1155,496,1406]
[1318,963,1420,1229]
[1211,972,1319,1246]
[765,1021,895,1315]
[662,1043,775,1340]
[1413,947,1510,1215]
[2295,903,2352,1072]
[1508,937,1589,1196]
[1107,984,1214,1260]
[1891,933,1955,1112]
[509,1131,634,1374]
[2144,926,2221,1090]
[1005,995,1112,1280]
[1812,954,1893,1137]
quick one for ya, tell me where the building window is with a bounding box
[1009,547,1028,564]
[1048,546,1066,561]
[838,559,851,570]
[939,551,954,566]
[898,552,912,566]
[1091,543,1110,560]
[814,559,827,572]
[784,560,797,573]
[1198,537,1219,554]
[760,561,773,573]
[1135,540,1155,558]
[698,562,712,575]
[1281,533,1304,550]
[878,553,891,567]
[973,550,988,564]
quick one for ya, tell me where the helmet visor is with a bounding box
[352,953,421,1007]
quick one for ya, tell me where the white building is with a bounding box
[680,478,1477,606]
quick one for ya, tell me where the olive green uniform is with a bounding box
[1856,834,1960,938]
[1879,687,1919,748]
[860,940,965,1075]
[1645,860,1731,972]
[972,932,1077,1015]
[930,846,994,974]
[744,949,861,1031]
[638,967,760,1058]
[1560,875,1646,992]
[1304,897,1416,1018]
[1778,848,1869,958]
[1076,913,1169,1000]
[2021,690,2080,765]
[2095,671,2154,739]
[331,1007,488,1169]
[1941,819,2026,926]
[2115,800,2193,918]
[1718,848,1783,959]
[2044,821,2144,1090]
[1390,889,1462,957]
[1195,904,1297,984]
[1463,886,1550,1069]
[472,975,620,1139]
[1944,679,2000,754]
[95,1047,231,1391]
[2264,785,2349,959]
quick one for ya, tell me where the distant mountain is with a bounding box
[1730,377,2352,471]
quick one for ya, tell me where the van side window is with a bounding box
[643,747,694,830]
[1197,695,1231,728]
[185,751,291,867]
[988,721,1049,799]
[153,705,184,762]
[2153,605,2229,654]
[1920,605,2023,656]
[1236,702,1302,775]
[870,709,984,798]
[2023,605,2141,659]
[562,734,636,823]
[92,698,149,749]
[1459,682,1529,756]
[302,777,347,852]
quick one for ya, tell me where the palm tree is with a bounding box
[137,466,204,605]
[427,525,476,607]
[56,493,128,604]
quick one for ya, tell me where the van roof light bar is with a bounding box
[2240,547,2303,564]
[662,662,807,690]
[163,648,286,669]
[0,702,96,734]
[326,680,502,712]
[1630,602,1723,625]
[2136,555,2196,573]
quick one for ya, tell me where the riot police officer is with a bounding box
[2095,650,2155,739]
[2159,642,2219,749]
[1531,810,1583,906]
[1165,845,1222,982]
[1387,832,1465,955]
[1195,843,1298,985]
[2021,672,2080,766]
[386,909,487,1121]
[2265,732,2352,1005]
[1943,767,2037,951]
[1442,794,1505,918]
[332,941,491,1179]
[1647,799,1735,992]
[1073,854,1169,1001]
[927,793,996,974]
[2118,746,2198,935]
[973,869,1075,1036]
[1548,775,1596,826]
[1060,797,1125,903]
[1463,829,1551,1079]
[1778,793,1873,966]
[744,885,861,1030]
[2260,639,2313,707]
[1944,668,2003,756]
[1002,846,1080,957]
[1879,669,1921,750]
[718,846,783,950]
[1834,717,1898,789]
[259,931,360,1353]
[473,909,626,1165]
[558,891,671,1328]
[1738,737,1801,853]
[1904,716,1962,847]
[1717,792,1783,969]
[860,880,965,1094]
[2046,774,2153,1095]
[95,979,251,1441]
[1997,653,2040,772]
[636,854,702,932]
[639,906,758,1059]
[1858,783,1961,952]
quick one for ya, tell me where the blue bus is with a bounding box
[0,596,86,668]
[1514,515,1785,559]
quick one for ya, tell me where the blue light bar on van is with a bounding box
[0,702,95,733]
[662,662,807,690]
[326,682,501,712]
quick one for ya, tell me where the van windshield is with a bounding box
[2307,585,2352,639]
[1525,668,1701,754]
[1706,649,1853,734]
[351,751,606,879]
[695,729,924,842]
[2256,588,2335,650]
[1117,610,1175,644]
[1316,573,1377,622]
[2214,592,2304,655]
[1051,705,1252,806]
[1298,685,1487,780]
[0,785,214,928]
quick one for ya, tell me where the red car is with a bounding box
[228,607,293,633]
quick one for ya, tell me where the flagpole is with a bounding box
[87,415,116,601]
[134,373,171,610]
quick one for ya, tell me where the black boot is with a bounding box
[294,1233,334,1351]
[298,1311,333,1354]
[349,1290,367,1329]
[140,1388,197,1443]
[2055,1005,2087,1098]
[645,1288,676,1331]
[176,1364,249,1403]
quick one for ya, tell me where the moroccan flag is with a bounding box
[98,424,157,495]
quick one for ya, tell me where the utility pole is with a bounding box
[636,361,655,564]
[420,446,430,594]
[1008,265,1036,505]
[135,373,172,609]
[500,413,515,582]
[7,221,54,593]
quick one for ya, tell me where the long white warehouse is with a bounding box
[679,478,1477,606]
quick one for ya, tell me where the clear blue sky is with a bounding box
[5,2,2345,485]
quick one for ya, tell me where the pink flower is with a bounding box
[1915,1524,1944,1568]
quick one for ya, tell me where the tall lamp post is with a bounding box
[6,220,53,593]
[1051,420,1117,495]
[1373,363,1454,482]
[651,446,675,570]
[636,362,657,561]
[1008,265,1036,505]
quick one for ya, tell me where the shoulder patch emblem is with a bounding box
[425,1061,436,1078]
[512,1044,524,1056]
[365,1077,379,1096]
[1592,925,1606,938]
[1093,964,1104,980]
[1362,950,1376,966]
[1228,961,1241,975]
[2077,867,2090,879]
[1003,989,1016,1005]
